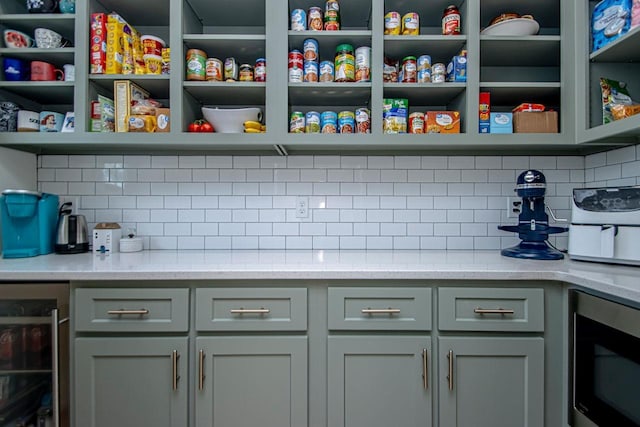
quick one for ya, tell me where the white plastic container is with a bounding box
[93,223,121,253]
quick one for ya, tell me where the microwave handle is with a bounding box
[51,309,69,427]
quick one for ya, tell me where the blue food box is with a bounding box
[446,56,467,82]
[490,112,513,134]
[592,0,632,52]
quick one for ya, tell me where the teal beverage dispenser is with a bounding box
[0,190,59,258]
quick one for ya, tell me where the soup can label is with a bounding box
[319,61,334,82]
[205,58,223,81]
[409,112,425,133]
[239,64,253,81]
[355,108,371,133]
[417,68,431,83]
[308,7,323,31]
[303,38,319,62]
[432,62,446,75]
[291,9,307,31]
[254,58,266,82]
[417,55,432,70]
[338,111,355,133]
[384,11,401,35]
[402,12,420,35]
[305,111,321,133]
[304,60,319,82]
[431,73,445,83]
[401,57,417,83]
[320,111,338,133]
[355,46,371,82]
[290,111,305,133]
[324,9,340,30]
[288,50,304,83]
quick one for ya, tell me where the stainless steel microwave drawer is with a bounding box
[74,288,189,332]
[328,287,432,331]
[438,287,544,332]
[195,288,307,331]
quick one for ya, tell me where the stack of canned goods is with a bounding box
[382,53,452,84]
[289,42,370,83]
[384,11,419,35]
[289,108,371,134]
[291,1,341,31]
[185,49,266,82]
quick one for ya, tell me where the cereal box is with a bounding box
[98,95,115,133]
[426,111,460,133]
[90,13,107,74]
[114,80,150,132]
[106,13,127,74]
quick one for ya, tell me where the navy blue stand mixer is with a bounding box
[498,170,568,260]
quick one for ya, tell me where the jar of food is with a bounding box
[384,11,401,35]
[334,43,355,82]
[409,112,425,133]
[254,58,266,82]
[205,57,223,81]
[400,56,417,83]
[185,48,206,81]
[224,57,238,81]
[239,63,254,81]
[442,5,461,35]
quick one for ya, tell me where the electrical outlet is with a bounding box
[295,196,309,218]
[506,196,521,219]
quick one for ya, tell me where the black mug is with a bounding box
[26,0,59,13]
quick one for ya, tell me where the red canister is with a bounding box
[401,56,417,83]
[254,58,266,82]
[288,50,304,83]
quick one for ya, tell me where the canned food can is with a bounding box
[432,62,446,75]
[239,63,254,81]
[303,38,319,62]
[288,50,304,83]
[290,111,305,133]
[185,48,206,81]
[320,111,338,133]
[326,0,339,12]
[305,111,321,133]
[291,9,307,31]
[308,7,323,31]
[401,56,417,83]
[319,61,334,82]
[254,58,266,82]
[205,58,223,81]
[417,68,431,83]
[417,55,432,71]
[303,60,319,82]
[338,110,355,133]
[355,46,371,82]
[431,73,446,83]
[324,9,340,30]
[384,11,401,35]
[402,12,420,35]
[355,108,371,133]
[224,57,238,81]
[408,112,425,133]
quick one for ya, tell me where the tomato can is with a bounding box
[408,112,425,133]
[355,108,371,133]
[384,11,401,35]
[355,46,371,82]
[254,58,266,82]
[320,111,338,133]
[338,110,355,133]
[305,111,321,133]
[185,48,206,81]
[291,8,307,31]
[288,50,304,83]
[303,60,319,82]
[442,5,461,35]
[319,60,334,82]
[400,56,417,83]
[239,63,254,81]
[402,12,420,35]
[303,38,319,62]
[290,111,305,133]
[308,7,323,31]
[334,44,355,82]
[205,57,223,81]
[224,57,238,81]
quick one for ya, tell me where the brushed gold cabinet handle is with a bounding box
[447,350,454,391]
[107,309,150,315]
[422,348,428,390]
[229,308,271,314]
[172,350,180,391]
[361,308,401,314]
[473,308,515,315]
[198,349,205,391]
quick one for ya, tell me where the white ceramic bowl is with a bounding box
[480,18,540,36]
[201,107,262,133]
[3,29,33,48]
[34,27,63,49]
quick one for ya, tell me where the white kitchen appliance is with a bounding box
[92,222,121,254]
[568,186,640,266]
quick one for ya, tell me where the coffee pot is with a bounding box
[54,202,89,254]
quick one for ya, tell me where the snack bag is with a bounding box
[600,77,633,124]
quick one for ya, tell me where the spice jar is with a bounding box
[442,5,461,35]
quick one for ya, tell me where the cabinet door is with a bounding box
[75,337,188,427]
[438,337,544,427]
[328,336,432,427]
[195,336,308,427]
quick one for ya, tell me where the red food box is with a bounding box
[479,92,490,133]
[90,13,107,74]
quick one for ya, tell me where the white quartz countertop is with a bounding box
[1,250,639,304]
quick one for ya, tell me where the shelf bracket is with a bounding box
[274,144,288,156]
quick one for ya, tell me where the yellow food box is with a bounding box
[425,111,461,134]
[106,13,127,74]
[114,80,150,132]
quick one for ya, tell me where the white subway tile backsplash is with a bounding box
[41,155,68,168]
[288,156,314,168]
[178,210,204,223]
[68,182,95,195]
[179,156,205,169]
[447,183,475,196]
[234,156,260,169]
[206,156,232,169]
[150,236,177,250]
[461,170,488,182]
[150,209,178,223]
[219,223,245,236]
[394,210,420,223]
[420,236,447,249]
[287,182,314,195]
[123,209,150,222]
[381,170,407,182]
[96,156,123,169]
[178,183,205,196]
[447,237,474,249]
[408,170,434,182]
[233,209,259,223]
[233,236,259,249]
[354,222,379,236]
[246,222,272,235]
[136,196,164,209]
[420,210,447,222]
[447,210,474,222]
[594,165,622,181]
[165,223,192,236]
[433,197,460,209]
[259,236,286,249]
[56,169,81,182]
[340,210,366,223]
[489,170,516,182]
[420,183,448,196]
[164,196,191,209]
[381,223,406,236]
[368,156,394,169]
[367,210,393,222]
[137,169,164,182]
[622,161,640,178]
[205,236,231,249]
[94,209,123,223]
[138,223,164,236]
[341,156,367,169]
[259,209,286,222]
[69,155,96,168]
[475,156,502,169]
[151,182,178,195]
[340,236,367,249]
[124,156,151,168]
[357,169,381,182]
[110,169,138,182]
[96,182,123,196]
[328,169,353,182]
[313,236,339,249]
[286,236,312,249]
[165,169,192,182]
[82,169,110,182]
[192,222,219,235]
[395,156,421,169]
[448,156,475,169]
[123,183,150,196]
[502,156,529,170]
[313,209,340,222]
[435,170,461,183]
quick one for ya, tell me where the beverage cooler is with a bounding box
[0,284,69,427]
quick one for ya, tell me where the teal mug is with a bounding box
[59,0,74,13]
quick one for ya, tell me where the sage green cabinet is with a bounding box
[194,336,308,427]
[327,336,432,427]
[75,337,188,427]
[438,336,544,427]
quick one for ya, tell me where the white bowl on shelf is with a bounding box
[480,18,540,36]
[201,107,262,133]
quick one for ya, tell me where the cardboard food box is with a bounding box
[90,13,107,74]
[490,112,513,134]
[106,13,127,74]
[479,92,490,133]
[426,111,460,134]
[513,111,558,133]
[155,108,170,132]
[114,80,150,132]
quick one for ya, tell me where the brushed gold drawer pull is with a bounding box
[361,308,401,314]
[198,349,205,391]
[172,350,180,391]
[422,348,428,390]
[473,308,515,315]
[229,308,271,314]
[447,350,454,391]
[107,309,150,315]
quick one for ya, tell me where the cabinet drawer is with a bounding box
[195,288,307,331]
[74,288,189,332]
[438,287,544,332]
[328,287,432,331]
